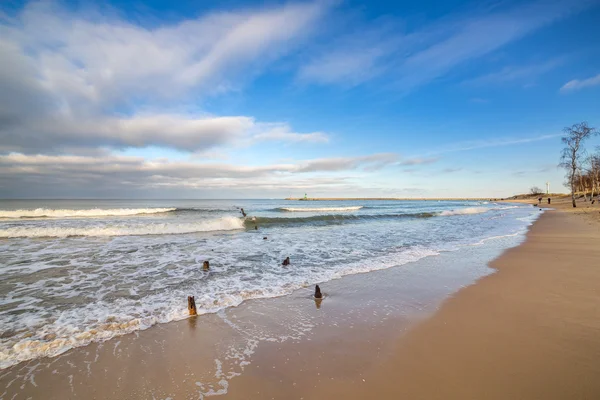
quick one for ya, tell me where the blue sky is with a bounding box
[0,0,599,198]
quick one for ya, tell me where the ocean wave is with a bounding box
[0,217,244,238]
[0,208,177,219]
[278,206,363,212]
[439,207,489,216]
[245,212,435,227]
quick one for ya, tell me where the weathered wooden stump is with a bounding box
[314,285,323,299]
[188,296,197,316]
[203,260,210,271]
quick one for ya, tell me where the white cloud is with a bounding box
[3,1,326,103]
[1,112,328,153]
[560,73,600,92]
[0,1,330,153]
[252,124,329,144]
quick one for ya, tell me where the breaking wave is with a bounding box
[0,208,176,219]
[0,217,244,238]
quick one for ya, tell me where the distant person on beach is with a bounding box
[548,198,551,205]
[538,197,542,205]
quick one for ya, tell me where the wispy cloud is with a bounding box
[251,124,329,144]
[296,153,399,172]
[463,58,564,86]
[397,157,439,166]
[442,168,463,173]
[298,0,591,92]
[560,73,600,92]
[297,22,399,87]
[427,134,561,155]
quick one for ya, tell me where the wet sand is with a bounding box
[2,207,599,399]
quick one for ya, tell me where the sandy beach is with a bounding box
[1,202,599,399]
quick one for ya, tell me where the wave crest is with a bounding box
[0,217,244,238]
[0,208,176,219]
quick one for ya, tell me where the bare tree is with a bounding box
[585,152,600,202]
[559,122,597,207]
[529,186,543,195]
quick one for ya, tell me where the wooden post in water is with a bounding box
[188,296,197,316]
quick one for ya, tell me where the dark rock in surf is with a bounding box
[314,285,322,299]
[263,236,267,240]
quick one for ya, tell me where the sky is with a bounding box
[1,0,599,199]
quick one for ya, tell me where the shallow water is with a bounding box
[0,199,539,369]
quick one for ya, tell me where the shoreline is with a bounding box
[2,205,598,398]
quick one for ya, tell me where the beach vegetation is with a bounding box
[560,122,597,207]
[529,186,543,195]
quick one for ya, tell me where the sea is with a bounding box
[0,199,540,370]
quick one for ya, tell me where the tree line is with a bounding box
[560,122,599,208]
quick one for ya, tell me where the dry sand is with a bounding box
[2,205,599,399]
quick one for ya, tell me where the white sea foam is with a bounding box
[439,207,489,216]
[0,217,244,238]
[280,206,363,212]
[0,208,176,219]
[0,242,438,369]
